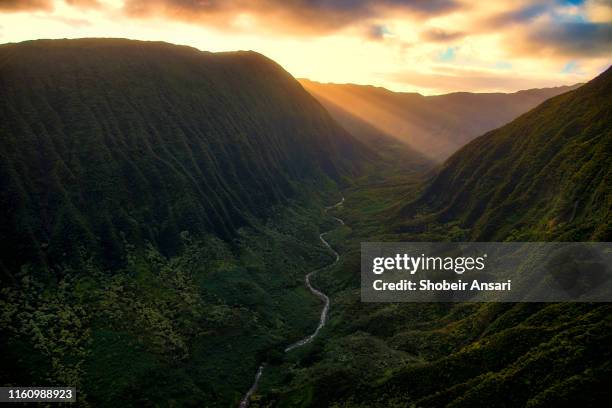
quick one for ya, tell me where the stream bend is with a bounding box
[238,197,345,408]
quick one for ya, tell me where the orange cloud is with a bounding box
[0,0,53,12]
[420,28,465,42]
[65,0,101,8]
[0,0,609,94]
[121,0,461,36]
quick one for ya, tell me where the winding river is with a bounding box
[238,197,345,408]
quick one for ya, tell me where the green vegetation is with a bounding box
[0,38,610,407]
[398,67,611,241]
[1,198,343,406]
[0,39,370,406]
[0,38,368,276]
[251,68,612,407]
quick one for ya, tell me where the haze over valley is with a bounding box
[300,79,581,160]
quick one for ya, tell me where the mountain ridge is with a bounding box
[398,65,612,241]
[299,78,580,98]
[300,78,581,160]
[0,38,370,276]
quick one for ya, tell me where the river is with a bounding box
[238,197,345,408]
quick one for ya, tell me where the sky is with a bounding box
[1,0,611,94]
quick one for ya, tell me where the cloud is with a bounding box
[0,0,608,95]
[585,0,612,22]
[477,1,612,58]
[489,2,551,26]
[421,28,464,42]
[121,0,461,36]
[0,0,99,13]
[65,0,101,8]
[521,21,612,57]
[0,0,53,12]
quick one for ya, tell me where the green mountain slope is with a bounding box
[255,69,611,407]
[300,78,580,160]
[0,39,375,406]
[400,66,612,241]
[0,38,368,277]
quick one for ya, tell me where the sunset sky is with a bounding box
[1,0,611,94]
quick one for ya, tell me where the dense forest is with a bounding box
[0,38,369,277]
[253,67,611,407]
[0,39,610,407]
[0,39,369,406]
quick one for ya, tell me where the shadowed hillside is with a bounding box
[0,38,370,277]
[0,39,375,406]
[300,78,579,161]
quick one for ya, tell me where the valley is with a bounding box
[0,38,367,406]
[240,197,345,407]
[247,67,611,407]
[300,79,580,161]
[0,38,609,408]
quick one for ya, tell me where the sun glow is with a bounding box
[1,0,609,94]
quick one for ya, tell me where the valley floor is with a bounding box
[247,159,611,408]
